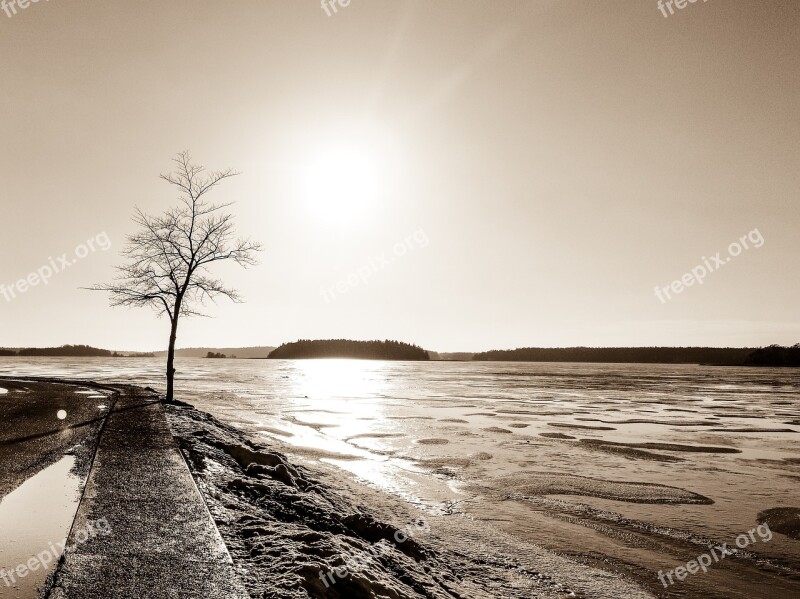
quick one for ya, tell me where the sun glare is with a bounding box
[292,358,383,401]
[305,147,378,223]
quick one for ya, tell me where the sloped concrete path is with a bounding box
[46,386,249,599]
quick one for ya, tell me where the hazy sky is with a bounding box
[1,0,798,352]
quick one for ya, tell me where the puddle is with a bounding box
[74,389,108,401]
[0,455,83,598]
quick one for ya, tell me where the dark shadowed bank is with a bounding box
[163,398,653,599]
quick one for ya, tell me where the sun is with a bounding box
[304,147,378,223]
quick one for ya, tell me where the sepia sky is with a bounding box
[1,0,798,352]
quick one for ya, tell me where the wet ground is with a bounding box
[47,386,249,599]
[0,380,250,599]
[0,379,114,598]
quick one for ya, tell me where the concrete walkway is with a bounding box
[46,386,249,599]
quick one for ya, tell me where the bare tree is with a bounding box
[91,152,262,401]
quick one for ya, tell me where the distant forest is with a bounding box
[743,344,800,367]
[268,339,430,361]
[0,345,154,357]
[471,346,797,366]
[3,343,797,366]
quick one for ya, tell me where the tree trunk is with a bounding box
[166,315,179,402]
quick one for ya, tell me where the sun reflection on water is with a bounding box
[289,359,387,401]
[275,361,437,506]
[258,360,390,452]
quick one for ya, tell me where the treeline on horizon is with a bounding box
[268,339,430,361]
[742,344,800,367]
[0,345,154,357]
[471,345,800,366]
[2,343,798,367]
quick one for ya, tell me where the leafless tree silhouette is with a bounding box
[91,152,262,401]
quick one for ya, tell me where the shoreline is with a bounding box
[163,394,654,598]
[0,378,249,599]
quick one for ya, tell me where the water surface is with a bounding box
[2,357,798,597]
[0,456,82,598]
